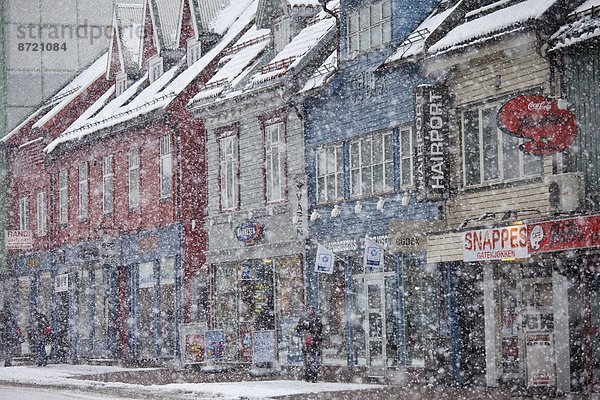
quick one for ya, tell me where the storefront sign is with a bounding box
[389,221,442,252]
[235,220,264,245]
[462,225,529,261]
[497,95,577,156]
[525,333,556,387]
[55,274,69,292]
[252,330,276,366]
[529,215,600,253]
[414,84,450,202]
[205,330,226,361]
[5,230,33,250]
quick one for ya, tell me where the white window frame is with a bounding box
[19,197,29,231]
[265,122,286,203]
[187,38,201,67]
[78,162,88,220]
[116,72,127,96]
[149,56,164,83]
[400,126,415,188]
[159,135,172,199]
[347,0,391,56]
[37,191,47,236]
[103,155,113,214]
[316,144,344,204]
[461,103,543,187]
[350,131,394,197]
[219,133,239,211]
[59,170,68,224]
[128,147,140,209]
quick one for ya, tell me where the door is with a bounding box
[366,280,384,367]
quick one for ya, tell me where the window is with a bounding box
[129,147,140,209]
[78,162,88,220]
[116,72,127,96]
[187,38,201,67]
[400,127,415,187]
[19,197,29,230]
[149,56,164,83]
[462,104,542,187]
[316,144,344,203]
[347,0,391,56]
[219,133,239,210]
[59,170,68,224]
[265,122,286,203]
[37,192,47,236]
[160,136,172,199]
[103,155,113,214]
[350,131,394,197]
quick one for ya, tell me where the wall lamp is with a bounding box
[401,192,410,207]
[310,209,320,221]
[354,201,363,215]
[330,204,341,218]
[376,197,386,212]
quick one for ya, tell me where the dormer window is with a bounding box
[347,0,391,57]
[149,55,164,83]
[187,38,201,67]
[116,72,128,96]
[273,17,291,54]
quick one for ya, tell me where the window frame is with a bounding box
[159,135,173,199]
[78,162,88,220]
[116,72,127,96]
[347,0,392,57]
[316,143,344,204]
[103,155,113,215]
[399,126,415,188]
[263,120,287,204]
[128,146,140,210]
[187,38,201,67]
[349,130,394,198]
[59,170,68,224]
[149,55,164,83]
[37,191,47,236]
[19,197,29,231]
[461,103,543,188]
[217,125,240,212]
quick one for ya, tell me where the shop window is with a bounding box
[78,162,88,220]
[138,262,155,358]
[159,135,172,199]
[347,0,391,57]
[316,144,344,204]
[59,170,68,224]
[264,121,286,203]
[352,276,367,365]
[160,258,176,356]
[462,104,542,187]
[350,131,394,197]
[94,269,108,343]
[218,129,239,211]
[19,197,29,230]
[319,260,347,365]
[213,263,239,359]
[403,257,437,367]
[17,277,30,347]
[78,269,90,341]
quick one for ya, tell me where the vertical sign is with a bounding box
[414,84,450,201]
[526,333,556,387]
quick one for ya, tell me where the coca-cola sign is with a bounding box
[497,95,577,156]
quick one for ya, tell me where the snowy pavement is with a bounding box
[0,364,381,399]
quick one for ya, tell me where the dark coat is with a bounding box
[28,311,51,345]
[0,311,21,349]
[295,312,323,352]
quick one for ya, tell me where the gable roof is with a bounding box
[550,0,600,50]
[114,3,144,74]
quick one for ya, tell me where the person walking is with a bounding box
[295,306,323,382]
[0,310,22,367]
[28,310,51,367]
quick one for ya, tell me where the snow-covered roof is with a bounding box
[44,0,260,154]
[116,4,144,71]
[286,0,321,7]
[550,0,600,50]
[299,50,337,93]
[191,26,270,102]
[152,0,182,50]
[208,0,255,35]
[428,0,558,55]
[386,3,459,63]
[252,12,336,84]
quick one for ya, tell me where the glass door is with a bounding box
[367,281,384,366]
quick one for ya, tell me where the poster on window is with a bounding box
[205,330,226,361]
[280,319,303,364]
[502,336,520,374]
[252,330,276,366]
[240,322,253,363]
[526,333,556,387]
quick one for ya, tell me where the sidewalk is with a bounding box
[0,363,598,400]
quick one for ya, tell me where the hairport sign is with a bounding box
[462,225,529,262]
[414,84,450,202]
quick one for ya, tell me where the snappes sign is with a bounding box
[463,225,529,262]
[497,95,577,156]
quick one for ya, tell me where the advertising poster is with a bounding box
[205,330,226,361]
[280,319,303,364]
[252,330,276,366]
[501,336,520,374]
[526,333,556,387]
[180,323,207,364]
[240,322,253,363]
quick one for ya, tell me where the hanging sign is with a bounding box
[528,214,600,253]
[315,243,334,274]
[234,220,264,245]
[363,237,384,269]
[462,225,529,261]
[497,95,577,156]
[414,84,450,202]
